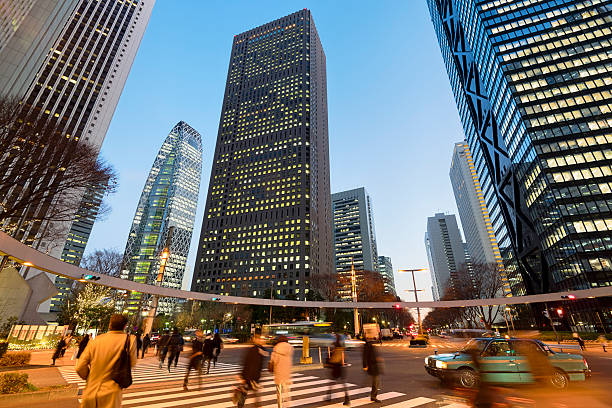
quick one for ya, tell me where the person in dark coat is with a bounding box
[202,334,214,374]
[183,330,203,390]
[167,328,183,372]
[51,336,67,365]
[141,333,151,358]
[76,334,91,359]
[234,329,267,408]
[326,334,350,405]
[135,332,142,359]
[363,339,382,402]
[212,333,223,367]
[158,330,170,368]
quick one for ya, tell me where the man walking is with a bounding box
[135,333,142,359]
[363,338,382,403]
[212,333,223,367]
[202,333,214,374]
[51,336,67,366]
[167,328,183,372]
[234,329,267,408]
[141,333,151,359]
[183,330,203,391]
[271,335,293,408]
[75,314,137,408]
[158,330,170,368]
[76,334,91,360]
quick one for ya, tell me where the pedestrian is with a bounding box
[142,333,151,358]
[212,332,223,367]
[183,330,203,391]
[577,336,586,351]
[167,328,182,372]
[233,328,267,408]
[202,333,214,374]
[51,336,67,365]
[60,335,72,357]
[270,335,293,408]
[76,334,92,360]
[362,337,382,403]
[158,330,170,368]
[325,334,350,406]
[75,314,137,408]
[135,332,142,359]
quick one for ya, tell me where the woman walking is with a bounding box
[270,335,293,408]
[326,334,350,406]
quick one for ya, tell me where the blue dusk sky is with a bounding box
[87,1,465,302]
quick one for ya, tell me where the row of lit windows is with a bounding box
[544,148,612,168]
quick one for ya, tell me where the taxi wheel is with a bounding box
[549,369,569,390]
[457,368,479,389]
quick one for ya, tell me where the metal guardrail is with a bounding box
[544,343,583,354]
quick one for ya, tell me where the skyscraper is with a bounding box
[378,256,396,296]
[425,213,468,300]
[0,1,154,316]
[450,142,511,295]
[332,187,379,300]
[191,10,332,301]
[429,0,612,327]
[121,121,202,314]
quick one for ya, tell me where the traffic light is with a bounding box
[211,297,220,301]
[556,308,564,317]
[393,304,401,309]
[561,294,576,299]
[80,274,100,281]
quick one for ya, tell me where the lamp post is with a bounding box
[399,268,427,335]
[351,260,359,337]
[505,306,515,333]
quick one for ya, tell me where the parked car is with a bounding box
[182,329,197,342]
[424,337,590,389]
[380,328,393,340]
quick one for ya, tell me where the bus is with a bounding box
[261,321,363,348]
[448,328,499,338]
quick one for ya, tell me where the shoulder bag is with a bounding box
[111,334,133,389]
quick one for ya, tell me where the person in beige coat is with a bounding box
[270,335,293,408]
[75,314,137,408]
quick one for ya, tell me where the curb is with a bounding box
[0,384,78,407]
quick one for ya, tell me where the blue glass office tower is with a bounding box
[429,0,612,330]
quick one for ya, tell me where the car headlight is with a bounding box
[424,357,429,365]
[435,360,447,369]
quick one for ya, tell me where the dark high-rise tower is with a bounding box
[429,0,612,329]
[191,10,332,301]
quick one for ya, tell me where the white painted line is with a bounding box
[382,396,437,407]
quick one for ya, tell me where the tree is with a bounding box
[57,283,115,332]
[0,97,117,242]
[310,273,340,301]
[80,249,123,277]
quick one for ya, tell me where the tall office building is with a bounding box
[191,10,332,301]
[378,255,396,296]
[429,0,612,328]
[332,188,379,299]
[49,184,106,312]
[425,213,468,300]
[450,142,510,295]
[0,1,154,314]
[121,121,202,314]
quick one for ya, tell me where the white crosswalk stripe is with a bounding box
[58,359,242,389]
[115,371,455,408]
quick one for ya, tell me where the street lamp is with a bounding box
[504,306,515,333]
[399,268,427,335]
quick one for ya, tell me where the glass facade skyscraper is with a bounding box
[332,187,379,300]
[120,121,202,314]
[429,0,612,329]
[191,10,332,301]
[378,255,397,296]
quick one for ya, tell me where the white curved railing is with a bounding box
[2,231,611,308]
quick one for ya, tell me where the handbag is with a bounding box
[111,334,133,389]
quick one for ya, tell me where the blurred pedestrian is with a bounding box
[270,335,293,408]
[577,336,586,351]
[158,330,170,368]
[60,335,72,357]
[212,332,223,367]
[51,336,67,365]
[75,314,137,408]
[167,328,183,372]
[325,334,350,405]
[202,333,214,374]
[597,334,607,352]
[135,333,142,359]
[362,338,382,403]
[77,334,92,360]
[233,329,266,408]
[183,330,203,391]
[141,333,151,358]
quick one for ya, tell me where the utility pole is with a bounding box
[543,302,560,344]
[142,226,174,335]
[269,279,274,326]
[400,268,427,335]
[351,260,359,337]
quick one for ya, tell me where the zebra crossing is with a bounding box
[58,359,242,389]
[119,372,458,408]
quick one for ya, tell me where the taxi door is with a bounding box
[479,340,521,383]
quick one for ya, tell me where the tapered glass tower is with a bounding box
[120,121,202,314]
[191,10,333,300]
[429,0,612,329]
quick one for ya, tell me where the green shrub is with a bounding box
[0,372,37,394]
[0,352,31,367]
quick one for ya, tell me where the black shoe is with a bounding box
[371,398,381,403]
[183,384,188,391]
[343,399,351,406]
